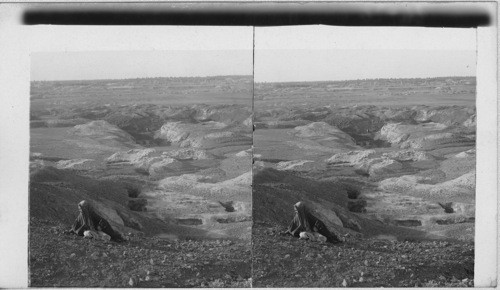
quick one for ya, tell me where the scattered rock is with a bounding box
[128,277,137,287]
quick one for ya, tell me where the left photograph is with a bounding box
[29,47,253,286]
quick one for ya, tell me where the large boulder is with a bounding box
[92,203,125,227]
[307,201,344,228]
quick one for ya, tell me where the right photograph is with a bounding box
[252,26,476,287]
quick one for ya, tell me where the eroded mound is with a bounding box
[155,121,252,150]
[32,102,253,148]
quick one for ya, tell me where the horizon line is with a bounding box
[31,75,254,83]
[31,75,475,84]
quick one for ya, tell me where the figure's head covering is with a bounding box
[294,201,305,210]
[78,200,96,230]
[294,201,311,232]
[78,200,89,209]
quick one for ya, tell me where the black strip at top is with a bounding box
[23,3,493,27]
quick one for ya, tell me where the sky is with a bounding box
[31,26,476,82]
[254,49,476,82]
[30,26,254,81]
[254,26,476,82]
[31,50,253,81]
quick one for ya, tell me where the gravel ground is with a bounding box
[29,218,251,288]
[252,222,474,288]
